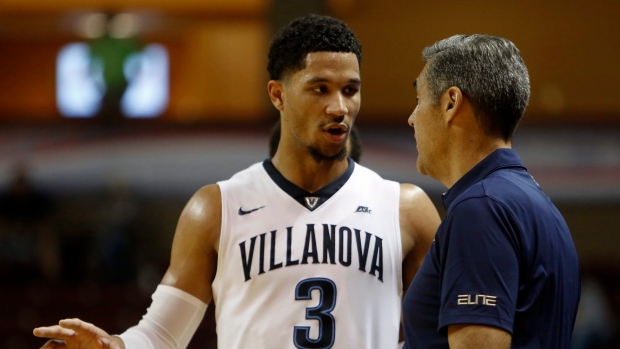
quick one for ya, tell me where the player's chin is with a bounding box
[309,145,348,162]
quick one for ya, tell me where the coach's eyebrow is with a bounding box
[413,80,418,91]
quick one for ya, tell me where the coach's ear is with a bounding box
[268,80,285,111]
[443,86,463,124]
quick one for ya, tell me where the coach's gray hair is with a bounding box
[422,34,530,140]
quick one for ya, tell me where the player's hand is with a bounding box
[33,318,124,349]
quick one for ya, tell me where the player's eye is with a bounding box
[345,87,358,96]
[312,86,327,94]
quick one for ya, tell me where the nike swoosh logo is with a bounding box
[238,206,266,215]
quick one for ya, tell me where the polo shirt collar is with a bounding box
[442,148,526,209]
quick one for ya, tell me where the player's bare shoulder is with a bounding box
[398,183,440,287]
[398,183,440,256]
[163,183,221,301]
[176,184,222,252]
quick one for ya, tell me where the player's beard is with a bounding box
[308,144,348,163]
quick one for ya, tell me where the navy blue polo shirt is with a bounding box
[402,149,581,348]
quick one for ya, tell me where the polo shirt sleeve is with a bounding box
[437,196,520,334]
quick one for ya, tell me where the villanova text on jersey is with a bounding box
[238,223,384,282]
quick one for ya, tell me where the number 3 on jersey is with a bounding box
[294,278,337,349]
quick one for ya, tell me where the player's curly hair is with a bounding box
[267,14,362,81]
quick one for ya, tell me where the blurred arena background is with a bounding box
[1,0,619,348]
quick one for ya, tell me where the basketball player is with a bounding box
[34,14,440,349]
[269,119,362,163]
[402,34,581,348]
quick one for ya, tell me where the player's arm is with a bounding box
[33,184,222,349]
[160,183,221,302]
[399,183,440,290]
[117,183,221,348]
[448,324,511,349]
[397,183,440,344]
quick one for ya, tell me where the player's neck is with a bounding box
[272,152,349,193]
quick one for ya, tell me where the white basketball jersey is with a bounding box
[213,159,403,349]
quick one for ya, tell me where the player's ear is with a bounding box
[268,80,285,111]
